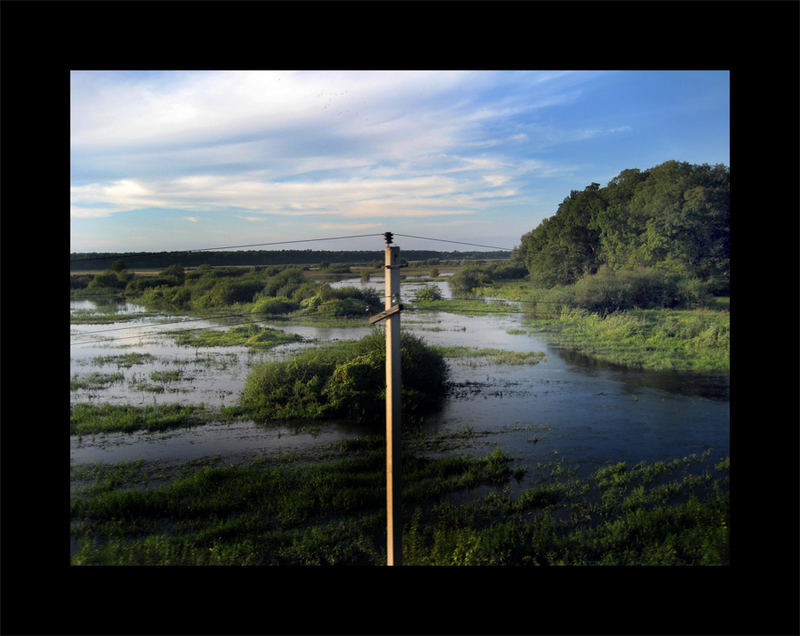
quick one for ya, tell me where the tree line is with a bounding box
[69,249,511,271]
[514,160,729,293]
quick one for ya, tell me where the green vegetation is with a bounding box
[171,324,303,349]
[414,285,444,302]
[91,352,156,367]
[240,331,448,424]
[515,161,729,291]
[71,447,728,565]
[526,306,729,372]
[70,403,210,435]
[412,296,517,315]
[70,372,125,391]
[435,346,547,366]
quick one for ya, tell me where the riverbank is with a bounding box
[474,280,729,373]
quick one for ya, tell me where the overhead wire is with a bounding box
[69,232,515,266]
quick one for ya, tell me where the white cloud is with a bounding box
[184,217,199,223]
[483,175,510,187]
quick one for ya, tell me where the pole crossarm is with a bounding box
[368,304,404,325]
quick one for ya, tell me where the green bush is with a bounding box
[88,270,127,289]
[571,267,681,314]
[250,296,299,315]
[241,331,448,424]
[415,286,444,302]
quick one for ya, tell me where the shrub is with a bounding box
[571,267,681,314]
[141,286,192,310]
[415,286,443,302]
[88,270,127,289]
[449,266,491,294]
[250,296,299,315]
[241,331,448,424]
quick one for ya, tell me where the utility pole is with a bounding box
[369,231,403,565]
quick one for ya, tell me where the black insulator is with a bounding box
[384,232,393,245]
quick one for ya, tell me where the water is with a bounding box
[70,293,730,478]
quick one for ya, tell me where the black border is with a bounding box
[2,1,798,635]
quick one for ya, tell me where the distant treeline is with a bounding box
[69,249,511,271]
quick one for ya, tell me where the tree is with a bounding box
[111,260,126,272]
[518,161,729,288]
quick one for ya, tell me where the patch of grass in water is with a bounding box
[71,311,159,325]
[70,403,208,435]
[149,369,188,383]
[435,345,546,366]
[70,372,125,391]
[172,324,303,349]
[91,352,156,368]
[413,298,517,314]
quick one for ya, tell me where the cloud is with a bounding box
[184,217,199,223]
[483,175,510,187]
[317,222,382,231]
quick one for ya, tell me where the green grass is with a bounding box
[91,352,156,368]
[528,307,729,372]
[71,311,159,324]
[463,279,730,373]
[171,324,303,349]
[412,298,518,315]
[70,403,210,435]
[71,447,729,566]
[435,346,547,366]
[70,372,125,391]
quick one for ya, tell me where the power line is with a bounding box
[69,232,516,266]
[187,233,386,252]
[69,233,386,265]
[393,234,515,252]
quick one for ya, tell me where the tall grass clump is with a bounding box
[241,330,448,424]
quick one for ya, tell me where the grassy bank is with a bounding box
[527,307,729,372]
[468,279,729,373]
[71,445,729,565]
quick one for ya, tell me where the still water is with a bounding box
[70,278,729,480]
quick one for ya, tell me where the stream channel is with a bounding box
[70,276,730,486]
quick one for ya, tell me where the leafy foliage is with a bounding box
[517,161,729,288]
[241,331,448,424]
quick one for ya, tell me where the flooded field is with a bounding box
[70,276,730,482]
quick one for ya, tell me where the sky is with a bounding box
[70,70,729,254]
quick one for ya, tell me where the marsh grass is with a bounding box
[70,372,125,391]
[70,447,518,565]
[412,298,517,314]
[435,346,547,366]
[71,311,159,324]
[525,307,729,372]
[70,403,209,435]
[91,353,156,368]
[171,324,304,349]
[149,369,188,383]
[71,444,728,566]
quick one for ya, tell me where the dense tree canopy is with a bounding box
[515,161,729,288]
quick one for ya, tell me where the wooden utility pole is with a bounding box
[383,232,402,566]
[367,232,404,565]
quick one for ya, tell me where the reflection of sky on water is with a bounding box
[70,297,729,477]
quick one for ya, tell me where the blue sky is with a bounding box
[70,70,729,253]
